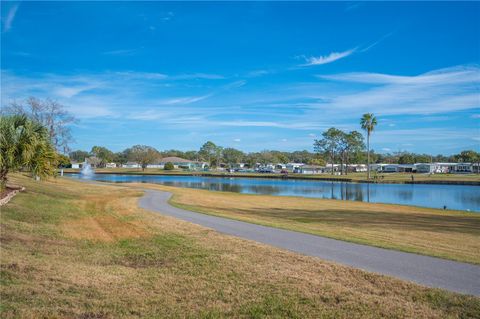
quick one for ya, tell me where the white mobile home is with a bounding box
[383,164,400,173]
[123,162,141,169]
[299,165,323,174]
[348,164,367,172]
[369,163,388,172]
[453,163,473,174]
[416,163,436,173]
[149,157,208,170]
[71,162,81,169]
[286,163,305,172]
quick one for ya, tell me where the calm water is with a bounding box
[67,173,480,212]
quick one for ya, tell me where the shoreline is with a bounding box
[62,170,480,186]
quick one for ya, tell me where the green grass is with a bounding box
[1,174,479,318]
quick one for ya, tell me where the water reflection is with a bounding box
[66,174,480,212]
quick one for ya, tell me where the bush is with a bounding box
[164,162,174,170]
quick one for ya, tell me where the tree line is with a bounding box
[69,142,479,171]
[69,142,327,170]
[2,99,478,187]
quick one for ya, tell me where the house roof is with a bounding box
[159,156,195,163]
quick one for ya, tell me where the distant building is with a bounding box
[149,157,208,170]
[370,164,388,172]
[299,165,323,174]
[105,162,117,168]
[123,162,141,168]
[453,163,473,174]
[382,164,398,173]
[347,164,367,172]
[286,163,305,172]
[416,163,436,174]
[71,162,81,169]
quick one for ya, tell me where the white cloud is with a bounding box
[246,70,270,77]
[360,31,395,52]
[54,85,98,98]
[102,48,141,56]
[223,80,247,90]
[312,65,480,116]
[303,49,355,66]
[382,148,391,152]
[161,95,212,105]
[173,73,225,80]
[318,65,479,85]
[115,71,168,80]
[2,65,478,154]
[3,4,19,32]
[233,138,241,142]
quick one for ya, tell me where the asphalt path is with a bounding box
[139,189,480,296]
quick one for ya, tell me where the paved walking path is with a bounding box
[139,190,480,296]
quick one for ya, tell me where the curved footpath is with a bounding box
[139,190,480,296]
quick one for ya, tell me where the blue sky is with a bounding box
[1,1,479,154]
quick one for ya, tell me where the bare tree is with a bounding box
[2,97,76,154]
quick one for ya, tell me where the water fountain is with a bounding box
[80,161,94,178]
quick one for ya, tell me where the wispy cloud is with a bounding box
[115,71,168,80]
[246,70,271,78]
[102,48,142,56]
[345,2,362,12]
[172,73,225,80]
[313,65,480,116]
[54,85,98,98]
[318,65,479,85]
[161,11,174,22]
[2,65,478,153]
[302,48,356,66]
[360,31,395,52]
[3,4,19,32]
[161,95,213,105]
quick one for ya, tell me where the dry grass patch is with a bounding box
[1,175,479,318]
[62,215,146,242]
[62,194,147,242]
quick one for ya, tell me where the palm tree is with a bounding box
[0,115,57,189]
[360,113,377,180]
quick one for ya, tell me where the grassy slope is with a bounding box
[1,175,479,318]
[63,168,480,184]
[126,184,480,265]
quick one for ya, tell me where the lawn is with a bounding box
[130,184,480,265]
[63,167,480,184]
[1,174,479,318]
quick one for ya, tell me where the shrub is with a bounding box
[164,162,175,170]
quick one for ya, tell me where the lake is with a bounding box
[66,173,480,212]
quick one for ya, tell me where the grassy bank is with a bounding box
[63,168,480,185]
[125,184,480,265]
[1,175,479,318]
